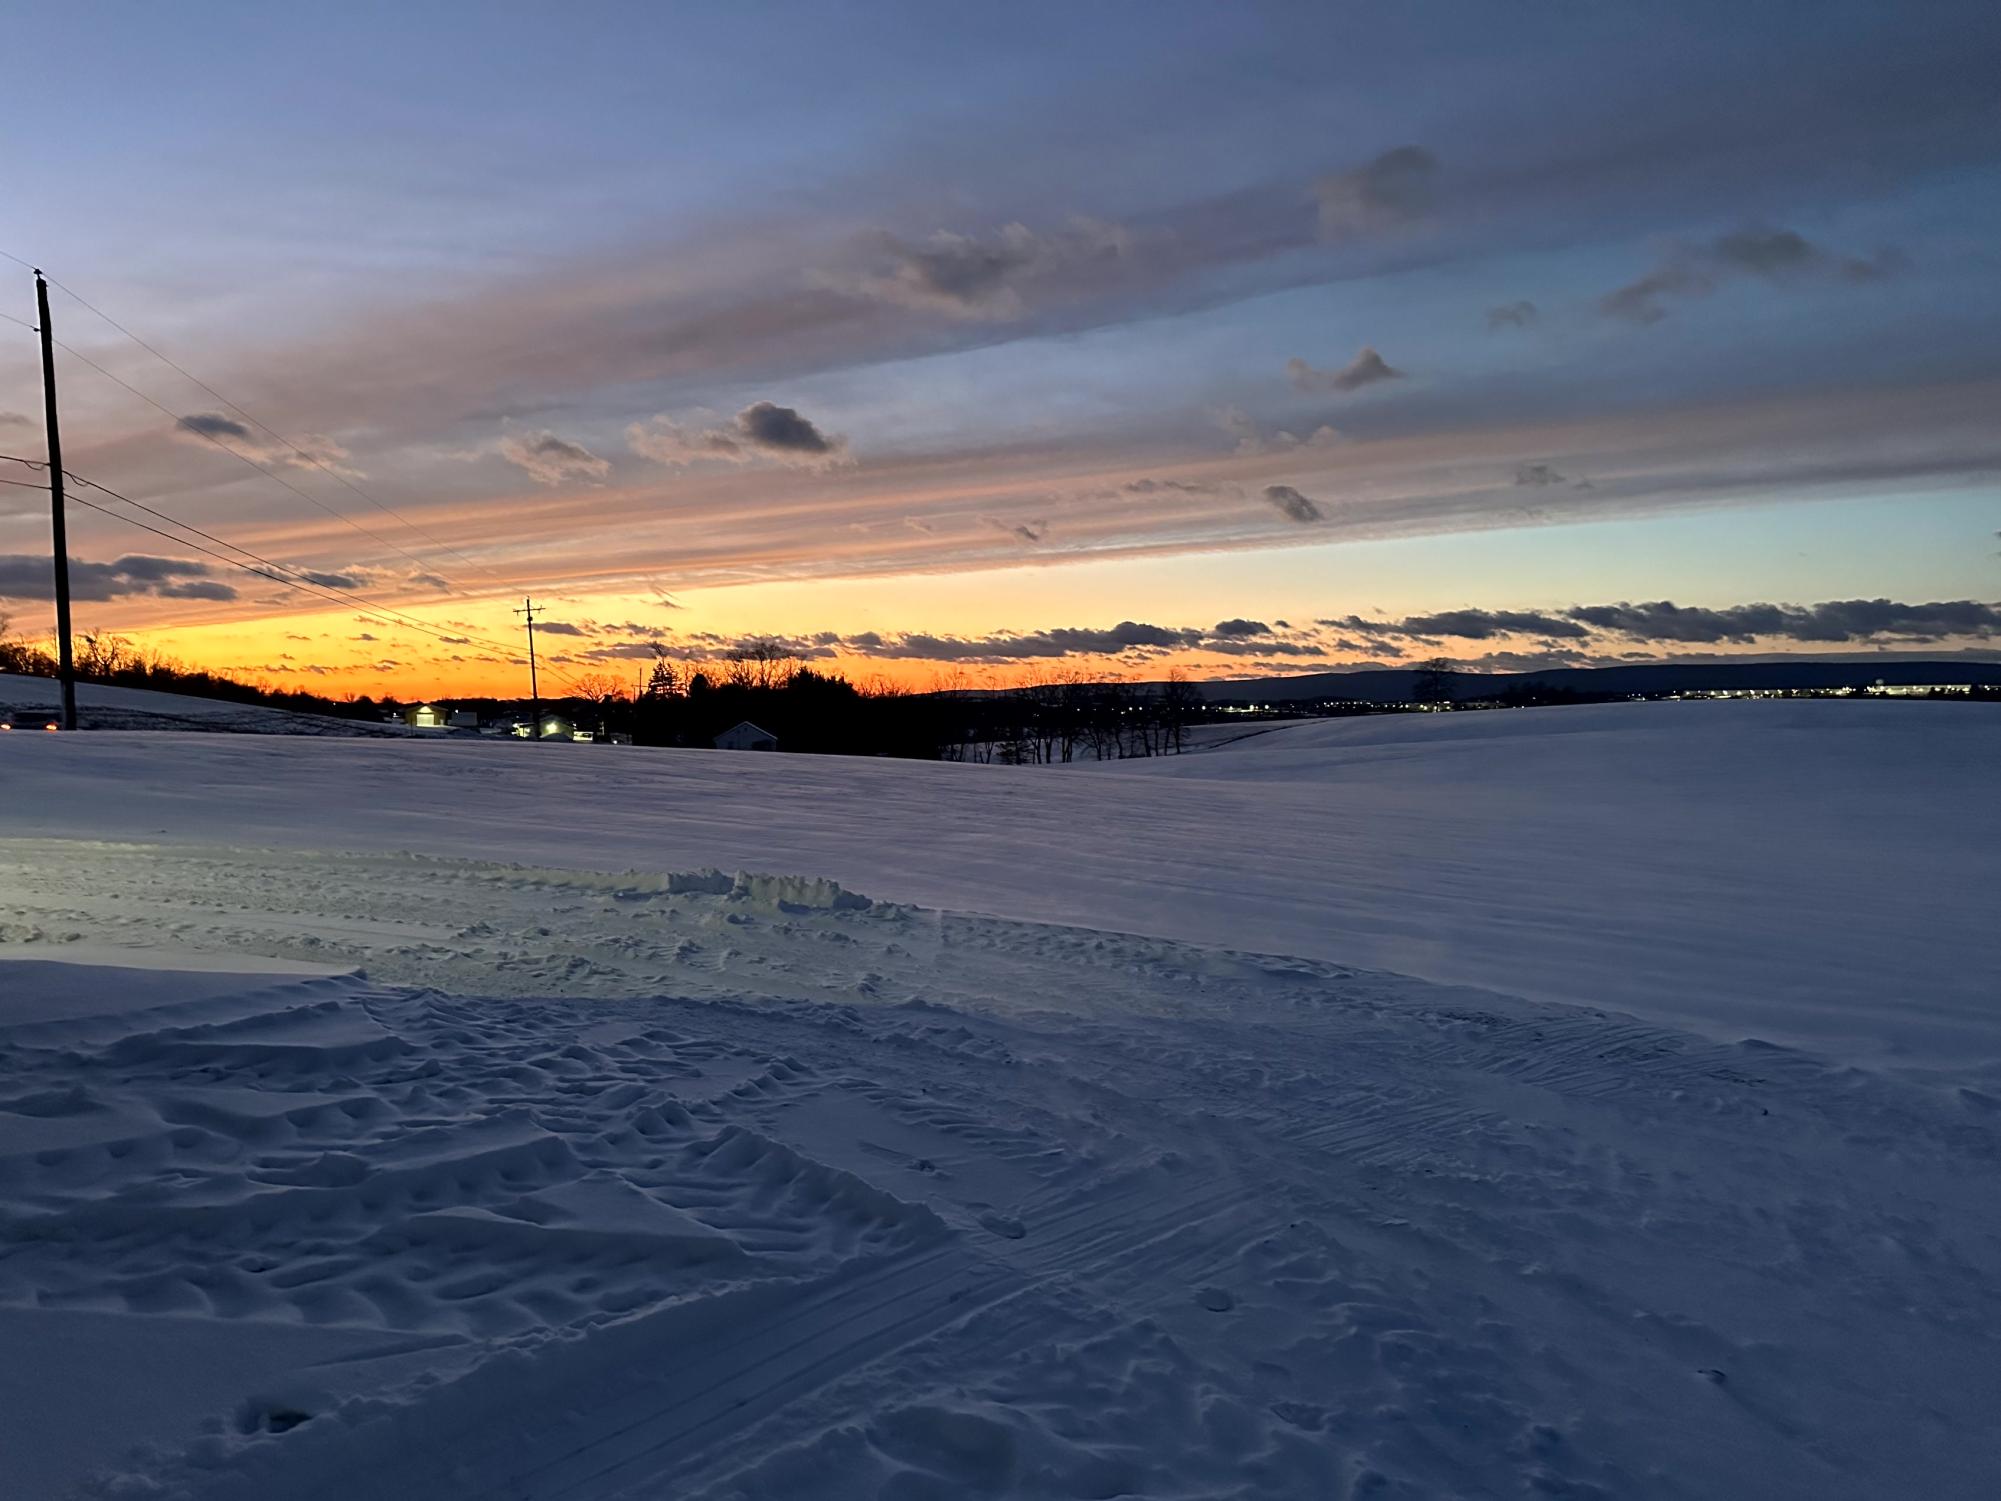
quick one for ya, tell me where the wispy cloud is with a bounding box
[1600,225,1904,324]
[1286,347,1404,394]
[498,431,612,487]
[1313,146,1438,239]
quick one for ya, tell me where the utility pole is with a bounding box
[515,596,540,738]
[35,273,76,732]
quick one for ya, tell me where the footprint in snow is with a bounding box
[1196,1286,1235,1312]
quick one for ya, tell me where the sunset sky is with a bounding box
[2,2,1998,698]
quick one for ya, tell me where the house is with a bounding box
[714,720,778,752]
[448,709,480,729]
[402,703,447,729]
[502,713,579,740]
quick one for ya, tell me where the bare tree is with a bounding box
[1160,667,1201,753]
[1411,656,1457,708]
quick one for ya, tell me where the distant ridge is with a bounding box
[1191,658,2001,704]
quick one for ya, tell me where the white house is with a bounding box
[714,720,778,752]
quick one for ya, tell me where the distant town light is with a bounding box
[44,722,59,732]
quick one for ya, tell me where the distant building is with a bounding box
[714,720,778,752]
[448,709,480,729]
[501,713,580,740]
[403,703,447,729]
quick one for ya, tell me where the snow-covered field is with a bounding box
[0,674,407,736]
[2,702,1997,1498]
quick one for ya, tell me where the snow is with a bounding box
[3,698,1996,1063]
[0,673,407,735]
[2,700,1997,1498]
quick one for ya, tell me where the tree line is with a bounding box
[560,646,1209,761]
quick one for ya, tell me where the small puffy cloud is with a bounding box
[0,552,237,603]
[1262,484,1325,523]
[294,568,364,590]
[629,401,849,470]
[1215,406,1343,456]
[1487,300,1537,330]
[1314,146,1438,239]
[499,431,612,487]
[1211,618,1271,638]
[1514,463,1568,487]
[533,620,589,637]
[1287,347,1403,394]
[177,412,253,441]
[1601,225,1904,324]
[984,516,1048,544]
[0,411,32,429]
[835,218,1131,320]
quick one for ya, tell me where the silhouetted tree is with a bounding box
[1412,656,1456,707]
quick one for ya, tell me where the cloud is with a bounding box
[1566,598,2001,644]
[1211,618,1271,638]
[174,413,365,480]
[1318,597,2001,650]
[1487,301,1537,330]
[1122,477,1216,496]
[834,218,1131,319]
[984,516,1048,544]
[846,620,1204,663]
[498,431,612,486]
[1214,406,1343,455]
[0,411,32,430]
[533,620,589,637]
[628,401,849,470]
[1600,225,1904,323]
[294,568,364,589]
[1261,484,1325,524]
[1286,347,1404,394]
[1395,608,1594,641]
[0,552,236,603]
[1314,146,1439,239]
[1514,463,1568,487]
[176,412,254,441]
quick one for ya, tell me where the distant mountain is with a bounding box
[1191,658,2001,705]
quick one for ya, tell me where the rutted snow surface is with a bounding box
[1,705,1998,1497]
[3,700,1997,1063]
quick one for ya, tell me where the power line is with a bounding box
[2,257,597,697]
[0,450,498,654]
[25,263,510,587]
[0,452,594,695]
[30,331,479,593]
[61,487,540,661]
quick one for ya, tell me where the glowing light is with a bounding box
[44,722,59,732]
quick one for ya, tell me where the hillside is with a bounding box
[0,673,407,736]
[1193,655,2001,704]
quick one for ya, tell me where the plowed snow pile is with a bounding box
[2,701,1997,1499]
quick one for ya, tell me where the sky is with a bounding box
[1,0,1998,698]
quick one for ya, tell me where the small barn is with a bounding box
[714,720,778,752]
[402,703,448,729]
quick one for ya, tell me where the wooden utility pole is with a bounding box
[34,273,77,731]
[515,596,540,738]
